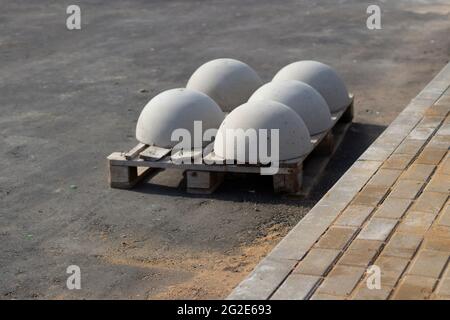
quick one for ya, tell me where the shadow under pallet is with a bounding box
[107,97,354,196]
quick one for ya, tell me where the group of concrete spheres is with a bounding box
[135,58,351,161]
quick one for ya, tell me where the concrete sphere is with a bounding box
[248,80,332,135]
[214,100,312,162]
[272,61,351,112]
[186,58,263,112]
[136,88,224,148]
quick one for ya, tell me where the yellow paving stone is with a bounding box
[437,155,450,175]
[314,226,357,250]
[438,203,450,227]
[382,154,415,170]
[315,265,366,296]
[418,116,443,129]
[437,123,450,136]
[348,239,384,251]
[310,293,346,300]
[334,205,374,227]
[435,278,450,298]
[352,286,392,300]
[427,225,450,239]
[271,274,321,300]
[382,232,423,259]
[392,275,436,300]
[425,174,450,194]
[352,185,389,207]
[339,245,380,267]
[428,135,450,151]
[425,105,449,117]
[411,191,448,214]
[407,250,449,278]
[357,218,397,241]
[400,163,435,182]
[293,248,341,276]
[435,94,450,106]
[373,197,411,220]
[422,237,450,252]
[416,147,448,165]
[375,255,410,287]
[397,211,436,234]
[394,139,426,155]
[390,180,424,199]
[367,169,402,187]
[409,127,435,141]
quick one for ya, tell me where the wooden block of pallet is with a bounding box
[186,171,225,194]
[273,165,303,194]
[108,152,162,189]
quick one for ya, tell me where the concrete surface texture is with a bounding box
[135,88,223,148]
[229,62,450,300]
[0,0,449,299]
[273,60,351,112]
[214,100,312,161]
[248,80,332,135]
[186,58,263,112]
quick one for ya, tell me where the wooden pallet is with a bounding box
[107,97,354,195]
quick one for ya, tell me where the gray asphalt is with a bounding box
[0,0,449,299]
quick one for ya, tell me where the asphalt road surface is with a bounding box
[1,0,449,299]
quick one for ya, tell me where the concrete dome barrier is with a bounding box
[214,100,312,162]
[272,60,351,112]
[136,88,224,148]
[248,80,332,135]
[186,58,263,112]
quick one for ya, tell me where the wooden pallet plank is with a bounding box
[125,143,148,160]
[140,145,171,161]
[171,148,203,164]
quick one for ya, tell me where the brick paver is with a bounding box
[357,218,397,241]
[389,180,424,199]
[271,274,320,300]
[315,265,366,297]
[375,255,410,287]
[397,211,437,234]
[334,205,374,227]
[314,226,357,250]
[394,139,425,155]
[411,191,447,214]
[382,233,423,259]
[392,275,436,299]
[372,197,411,220]
[407,250,449,278]
[400,163,435,181]
[228,63,450,300]
[293,248,340,276]
[436,278,450,298]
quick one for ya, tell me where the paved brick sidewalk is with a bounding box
[228,63,450,300]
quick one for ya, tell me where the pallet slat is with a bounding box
[124,143,147,160]
[140,145,171,161]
